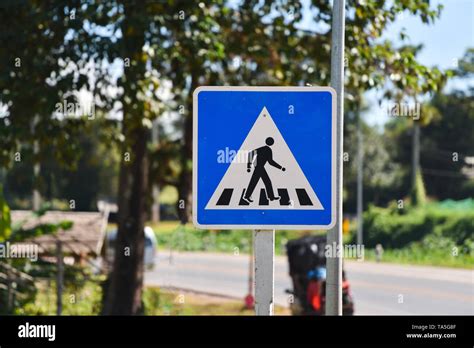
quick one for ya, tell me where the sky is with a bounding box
[362,0,474,125]
[385,0,473,71]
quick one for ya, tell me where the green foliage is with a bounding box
[456,48,474,78]
[0,192,76,314]
[363,205,429,248]
[343,115,405,210]
[434,212,474,249]
[23,281,270,315]
[0,0,93,169]
[8,221,72,243]
[423,88,474,199]
[0,185,12,241]
[6,202,74,243]
[149,221,317,255]
[384,48,474,202]
[10,256,105,315]
[1,0,454,212]
[363,244,473,269]
[19,277,103,315]
[362,202,474,254]
[142,287,282,316]
[4,115,120,210]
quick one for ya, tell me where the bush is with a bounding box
[362,202,474,251]
[435,214,474,245]
[151,221,316,255]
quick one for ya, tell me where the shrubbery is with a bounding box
[361,200,474,257]
[151,222,314,255]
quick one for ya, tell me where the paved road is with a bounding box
[145,251,474,315]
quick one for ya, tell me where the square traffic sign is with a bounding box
[193,86,336,230]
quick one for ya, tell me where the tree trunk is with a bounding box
[103,127,148,315]
[102,1,148,315]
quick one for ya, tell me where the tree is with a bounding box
[101,1,154,315]
[384,48,474,201]
[423,91,474,200]
[0,1,98,170]
[160,1,227,223]
[4,117,120,210]
[343,114,404,210]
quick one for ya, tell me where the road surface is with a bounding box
[145,251,474,315]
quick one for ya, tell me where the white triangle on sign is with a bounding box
[206,107,324,210]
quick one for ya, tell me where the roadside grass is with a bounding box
[107,218,472,268]
[143,287,290,315]
[18,278,103,315]
[19,280,289,315]
[357,200,473,268]
[137,220,473,269]
[145,220,319,256]
[363,247,474,269]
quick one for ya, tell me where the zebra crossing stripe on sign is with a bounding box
[206,107,324,210]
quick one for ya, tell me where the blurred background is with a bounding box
[0,0,472,316]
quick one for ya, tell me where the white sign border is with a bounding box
[193,86,337,230]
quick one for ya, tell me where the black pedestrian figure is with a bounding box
[244,137,286,203]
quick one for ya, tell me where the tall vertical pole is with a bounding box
[412,122,420,190]
[151,119,160,223]
[32,116,41,211]
[33,157,41,210]
[254,229,274,316]
[356,109,363,246]
[246,232,254,305]
[326,0,345,316]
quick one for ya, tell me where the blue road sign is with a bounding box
[193,86,336,230]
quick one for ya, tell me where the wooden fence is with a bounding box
[0,262,35,313]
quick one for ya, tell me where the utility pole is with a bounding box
[151,119,160,223]
[412,122,420,190]
[31,116,41,211]
[356,108,363,246]
[326,0,345,316]
[33,144,41,211]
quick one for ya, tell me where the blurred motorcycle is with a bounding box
[285,235,354,315]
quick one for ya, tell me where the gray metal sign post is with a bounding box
[326,0,345,316]
[254,229,275,315]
